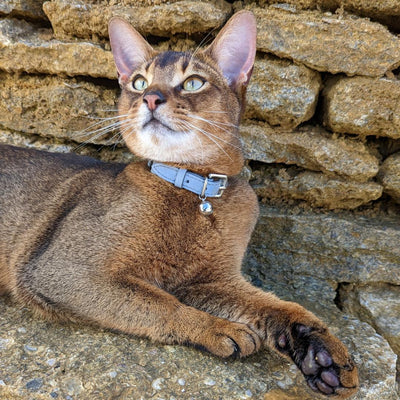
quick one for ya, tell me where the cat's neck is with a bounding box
[156,157,244,177]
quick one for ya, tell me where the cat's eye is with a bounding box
[132,76,148,91]
[183,77,204,92]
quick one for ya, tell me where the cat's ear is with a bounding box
[204,11,256,88]
[108,17,154,85]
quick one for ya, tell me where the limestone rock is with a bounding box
[378,152,400,203]
[251,6,400,77]
[247,0,400,29]
[338,283,400,355]
[324,76,400,139]
[0,72,119,144]
[245,56,321,129]
[0,267,398,399]
[240,123,379,182]
[0,19,116,79]
[249,205,400,285]
[0,0,47,20]
[43,0,232,39]
[251,166,383,209]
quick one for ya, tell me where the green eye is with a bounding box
[183,77,204,91]
[132,76,148,91]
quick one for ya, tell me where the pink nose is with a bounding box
[143,91,166,111]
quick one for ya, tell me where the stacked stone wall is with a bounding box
[0,1,399,398]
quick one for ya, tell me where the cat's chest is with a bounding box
[109,189,236,286]
[108,164,257,287]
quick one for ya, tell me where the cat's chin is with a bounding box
[143,118,173,133]
[129,123,210,165]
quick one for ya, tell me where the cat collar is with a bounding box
[148,161,228,216]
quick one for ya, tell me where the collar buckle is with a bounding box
[200,173,228,199]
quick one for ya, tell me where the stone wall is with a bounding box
[1,1,400,399]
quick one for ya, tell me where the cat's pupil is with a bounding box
[133,77,148,91]
[183,77,204,91]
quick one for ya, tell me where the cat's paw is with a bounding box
[198,319,261,358]
[276,324,358,399]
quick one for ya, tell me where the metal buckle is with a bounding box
[208,174,228,198]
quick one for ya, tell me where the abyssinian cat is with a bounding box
[0,11,358,398]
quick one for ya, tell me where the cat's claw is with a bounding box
[276,324,358,398]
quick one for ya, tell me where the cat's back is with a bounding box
[0,144,123,179]
[0,144,126,240]
[0,144,125,200]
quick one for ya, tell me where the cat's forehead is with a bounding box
[140,50,215,86]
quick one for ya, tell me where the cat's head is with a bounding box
[108,11,256,175]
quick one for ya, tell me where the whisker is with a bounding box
[179,120,233,161]
[190,26,219,62]
[189,114,239,129]
[74,117,139,151]
[201,110,229,114]
[184,116,242,150]
[175,120,205,163]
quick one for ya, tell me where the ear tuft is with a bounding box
[108,17,154,85]
[204,11,257,88]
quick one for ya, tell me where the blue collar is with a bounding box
[149,161,228,199]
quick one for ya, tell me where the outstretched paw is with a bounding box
[276,324,358,398]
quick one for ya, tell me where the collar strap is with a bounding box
[149,161,228,199]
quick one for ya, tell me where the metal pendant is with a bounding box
[199,200,213,216]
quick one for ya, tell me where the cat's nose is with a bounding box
[143,91,166,111]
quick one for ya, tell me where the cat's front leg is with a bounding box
[28,274,261,359]
[174,278,359,399]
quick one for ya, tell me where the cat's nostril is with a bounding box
[143,91,166,111]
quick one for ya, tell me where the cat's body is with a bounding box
[0,11,358,398]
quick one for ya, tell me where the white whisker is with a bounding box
[184,116,241,150]
[179,120,233,161]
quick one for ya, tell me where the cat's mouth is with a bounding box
[143,117,176,134]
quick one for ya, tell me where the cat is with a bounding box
[0,11,358,398]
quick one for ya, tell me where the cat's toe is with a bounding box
[200,319,261,358]
[279,323,359,398]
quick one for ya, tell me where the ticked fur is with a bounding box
[0,11,358,399]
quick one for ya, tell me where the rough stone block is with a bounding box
[0,72,119,144]
[0,19,116,79]
[249,205,400,285]
[240,123,379,182]
[42,0,232,39]
[378,152,400,203]
[245,56,321,129]
[338,283,400,355]
[251,5,400,77]
[0,0,47,20]
[251,166,382,209]
[323,76,400,139]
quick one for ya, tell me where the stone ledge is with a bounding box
[240,123,379,182]
[43,0,232,39]
[0,18,116,79]
[245,56,321,129]
[0,0,47,21]
[251,165,383,210]
[250,5,400,77]
[323,76,400,139]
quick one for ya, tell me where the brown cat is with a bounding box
[0,11,358,398]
